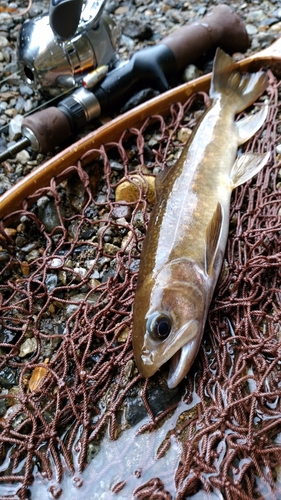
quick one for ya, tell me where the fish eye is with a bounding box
[146,312,172,341]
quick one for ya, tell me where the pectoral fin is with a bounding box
[205,202,223,276]
[235,104,268,145]
[230,151,270,188]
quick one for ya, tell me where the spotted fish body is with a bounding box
[132,49,270,389]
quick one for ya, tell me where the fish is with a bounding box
[132,48,270,389]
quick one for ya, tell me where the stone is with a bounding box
[19,337,38,357]
[115,175,156,204]
[15,149,30,164]
[183,64,201,82]
[0,35,8,48]
[177,127,192,143]
[8,114,23,141]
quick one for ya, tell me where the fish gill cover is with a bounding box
[0,71,281,500]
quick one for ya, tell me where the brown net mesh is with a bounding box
[0,69,281,500]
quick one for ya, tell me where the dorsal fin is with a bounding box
[205,202,223,276]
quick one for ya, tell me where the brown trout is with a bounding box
[132,48,270,389]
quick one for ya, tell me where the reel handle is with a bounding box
[49,0,108,40]
[49,0,84,39]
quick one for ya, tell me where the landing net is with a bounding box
[0,70,280,500]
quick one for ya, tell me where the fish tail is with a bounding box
[209,48,268,113]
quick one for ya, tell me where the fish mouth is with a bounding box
[166,337,201,389]
[139,319,202,383]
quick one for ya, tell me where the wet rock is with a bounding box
[0,250,10,265]
[25,249,40,262]
[45,273,58,293]
[66,167,101,212]
[15,149,30,164]
[0,327,18,344]
[0,35,8,48]
[183,64,201,83]
[177,127,192,143]
[73,265,87,279]
[0,397,7,417]
[246,10,266,23]
[114,5,130,15]
[115,174,155,204]
[101,267,116,282]
[29,3,45,17]
[133,210,145,230]
[19,337,37,357]
[96,256,110,271]
[28,363,48,392]
[126,393,147,427]
[112,204,132,220]
[109,160,124,172]
[116,325,130,343]
[5,108,17,118]
[147,379,182,416]
[41,337,61,358]
[19,84,34,97]
[246,24,258,36]
[8,113,23,141]
[129,259,140,273]
[103,242,120,255]
[80,227,96,239]
[37,197,62,233]
[0,366,18,389]
[122,19,153,40]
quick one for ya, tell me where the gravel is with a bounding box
[0,0,280,194]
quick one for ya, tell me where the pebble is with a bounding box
[23,98,34,113]
[116,325,130,343]
[112,204,132,220]
[0,35,8,48]
[246,24,259,36]
[0,174,12,195]
[115,174,156,204]
[15,149,30,164]
[114,6,130,15]
[133,210,145,230]
[37,198,61,232]
[9,114,23,141]
[270,22,281,33]
[0,367,18,389]
[21,242,38,253]
[46,273,58,293]
[103,242,120,255]
[49,258,63,268]
[5,108,17,118]
[28,363,48,392]
[19,84,34,97]
[19,337,38,357]
[122,19,153,40]
[26,249,40,262]
[177,127,192,143]
[183,64,201,82]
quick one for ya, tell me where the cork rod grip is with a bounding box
[162,4,250,72]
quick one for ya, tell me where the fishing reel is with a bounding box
[17,0,120,97]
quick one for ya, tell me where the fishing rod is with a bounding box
[0,3,250,163]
